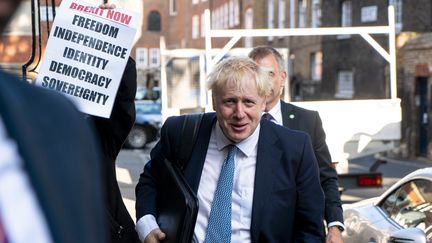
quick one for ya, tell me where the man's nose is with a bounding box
[234,102,246,118]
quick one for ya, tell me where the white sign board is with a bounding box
[36,0,140,118]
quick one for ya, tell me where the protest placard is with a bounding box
[35,0,140,118]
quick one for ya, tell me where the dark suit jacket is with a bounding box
[0,71,106,243]
[90,57,140,242]
[280,101,343,224]
[136,112,325,242]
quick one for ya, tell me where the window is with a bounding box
[341,1,352,27]
[389,0,403,32]
[298,0,306,28]
[192,0,199,4]
[289,0,295,28]
[335,70,354,98]
[224,3,229,29]
[136,48,148,69]
[278,0,285,29]
[149,48,160,67]
[338,0,352,39]
[147,11,161,32]
[379,179,432,237]
[310,52,322,81]
[244,8,253,48]
[201,12,206,37]
[192,15,199,39]
[3,0,32,36]
[170,0,177,15]
[361,6,378,23]
[234,0,240,25]
[267,0,274,41]
[40,6,57,22]
[211,10,216,29]
[311,0,320,28]
[229,0,234,27]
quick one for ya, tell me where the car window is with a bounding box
[379,179,432,239]
[136,103,161,114]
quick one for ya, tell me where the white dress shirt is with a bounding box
[0,117,53,243]
[265,101,283,125]
[136,121,260,243]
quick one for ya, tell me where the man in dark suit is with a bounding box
[249,46,344,243]
[0,1,106,242]
[90,56,141,243]
[135,57,324,242]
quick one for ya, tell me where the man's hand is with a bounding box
[326,226,343,243]
[143,228,166,243]
[99,2,116,9]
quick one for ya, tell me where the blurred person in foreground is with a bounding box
[0,0,106,242]
[249,46,344,243]
[135,57,324,243]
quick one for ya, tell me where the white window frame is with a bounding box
[310,51,322,81]
[136,48,148,69]
[192,15,199,39]
[169,0,177,16]
[201,12,206,37]
[335,70,354,98]
[149,48,160,67]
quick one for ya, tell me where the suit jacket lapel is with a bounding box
[183,112,216,193]
[281,101,299,129]
[250,120,283,242]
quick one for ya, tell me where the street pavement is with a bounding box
[116,143,432,222]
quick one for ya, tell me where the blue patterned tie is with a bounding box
[262,112,274,121]
[204,145,238,243]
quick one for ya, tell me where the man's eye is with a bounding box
[244,100,256,107]
[224,99,236,104]
[269,71,275,77]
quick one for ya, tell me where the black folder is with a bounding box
[157,159,199,243]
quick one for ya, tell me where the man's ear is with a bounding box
[280,71,287,87]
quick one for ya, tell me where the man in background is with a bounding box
[249,46,344,243]
[0,0,106,242]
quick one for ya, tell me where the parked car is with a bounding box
[343,167,432,243]
[135,86,160,101]
[125,100,162,149]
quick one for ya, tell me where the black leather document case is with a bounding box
[157,159,199,243]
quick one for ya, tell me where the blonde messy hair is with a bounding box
[207,56,271,97]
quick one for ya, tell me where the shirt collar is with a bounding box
[265,101,283,125]
[214,121,260,157]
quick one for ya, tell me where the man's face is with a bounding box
[213,78,266,143]
[254,54,286,110]
[0,0,22,32]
